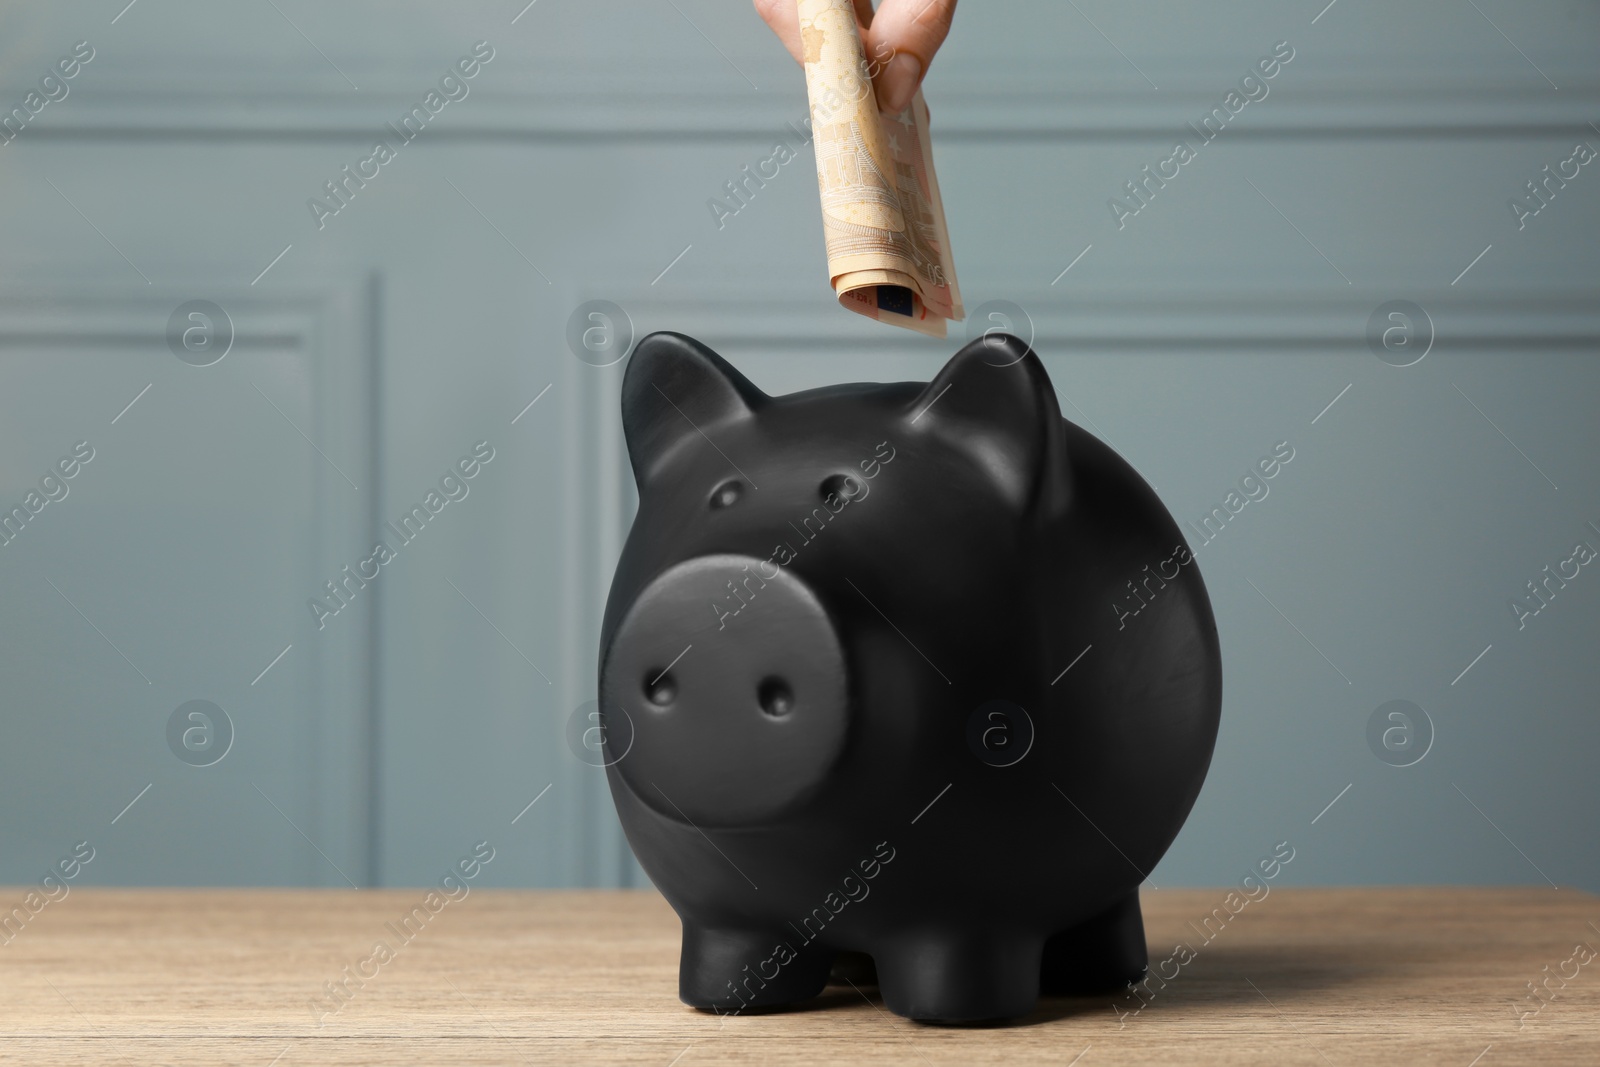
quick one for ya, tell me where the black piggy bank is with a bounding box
[597,331,1221,1022]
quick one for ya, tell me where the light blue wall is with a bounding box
[0,1,1596,892]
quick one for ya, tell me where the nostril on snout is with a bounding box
[819,473,861,503]
[757,676,793,718]
[644,670,676,707]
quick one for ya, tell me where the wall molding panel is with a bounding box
[0,277,376,886]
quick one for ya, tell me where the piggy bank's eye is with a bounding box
[709,479,743,509]
[819,473,863,504]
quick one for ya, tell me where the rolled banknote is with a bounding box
[799,0,963,337]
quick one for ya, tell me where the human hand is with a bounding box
[753,0,957,114]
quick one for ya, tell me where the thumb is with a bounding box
[863,0,957,113]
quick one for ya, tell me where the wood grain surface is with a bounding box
[1,887,1596,1065]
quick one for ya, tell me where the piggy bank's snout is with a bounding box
[601,554,849,827]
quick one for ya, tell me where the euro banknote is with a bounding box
[799,0,964,336]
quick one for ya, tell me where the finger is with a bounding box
[753,0,805,64]
[850,0,875,28]
[867,0,957,66]
[863,0,957,112]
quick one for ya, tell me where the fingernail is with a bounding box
[876,53,921,114]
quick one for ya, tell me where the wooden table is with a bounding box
[2,887,1596,1065]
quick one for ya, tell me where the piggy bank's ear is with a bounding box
[904,333,1067,514]
[621,332,767,486]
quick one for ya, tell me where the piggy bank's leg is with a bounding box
[1039,892,1148,995]
[874,931,1042,1022]
[679,924,832,1014]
